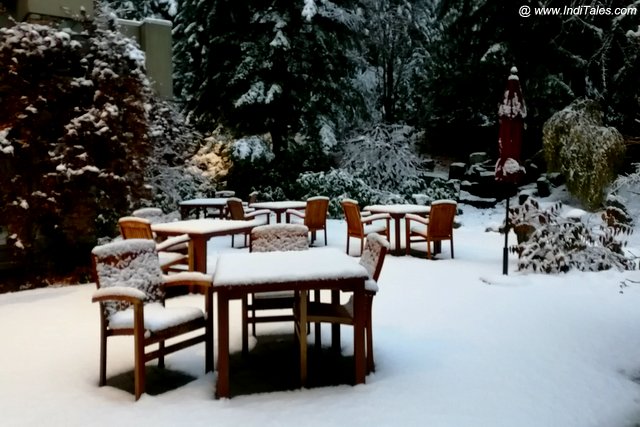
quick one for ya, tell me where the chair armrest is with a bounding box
[405,213,429,225]
[285,208,305,219]
[162,272,213,292]
[245,209,271,219]
[92,286,146,304]
[361,213,391,224]
[156,234,190,252]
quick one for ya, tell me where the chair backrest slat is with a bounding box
[226,198,247,220]
[341,199,363,235]
[304,196,329,229]
[119,217,155,240]
[427,201,457,240]
[359,233,389,282]
[92,239,164,318]
[250,224,310,252]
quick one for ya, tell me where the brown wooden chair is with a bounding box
[341,199,390,256]
[91,239,213,400]
[285,196,330,245]
[118,216,190,272]
[241,224,310,353]
[405,199,457,259]
[226,197,271,247]
[295,233,389,373]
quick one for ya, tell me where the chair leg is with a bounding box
[405,221,411,256]
[366,297,374,373]
[158,341,165,369]
[205,289,214,372]
[241,295,249,355]
[426,239,432,259]
[359,238,364,257]
[324,228,327,246]
[231,234,235,248]
[133,308,145,401]
[451,239,454,259]
[99,328,107,386]
[346,235,350,254]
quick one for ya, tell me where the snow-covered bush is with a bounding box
[144,99,215,211]
[512,198,635,273]
[341,123,431,192]
[0,9,210,277]
[542,99,625,209]
[412,178,460,205]
[0,15,154,273]
[296,169,377,217]
[607,162,640,226]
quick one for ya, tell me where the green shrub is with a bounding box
[543,99,625,209]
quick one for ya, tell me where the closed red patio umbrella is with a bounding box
[496,66,526,274]
[495,66,526,182]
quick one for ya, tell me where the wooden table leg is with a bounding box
[191,235,208,274]
[299,290,308,387]
[352,285,366,385]
[331,289,340,352]
[215,291,230,399]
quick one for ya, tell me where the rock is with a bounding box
[469,152,489,165]
[449,162,466,180]
[536,176,551,197]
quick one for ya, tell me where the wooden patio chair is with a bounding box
[285,196,330,245]
[226,197,271,248]
[118,216,190,273]
[405,199,457,259]
[295,233,389,373]
[91,239,213,400]
[241,224,310,353]
[341,199,390,256]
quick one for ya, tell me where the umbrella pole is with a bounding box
[503,193,510,275]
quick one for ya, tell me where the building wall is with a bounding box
[16,0,93,21]
[118,18,174,99]
[3,0,173,99]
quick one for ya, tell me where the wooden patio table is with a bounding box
[249,201,307,223]
[364,204,431,256]
[152,219,261,273]
[179,198,229,219]
[212,248,369,398]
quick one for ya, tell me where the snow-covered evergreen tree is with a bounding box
[340,123,430,192]
[102,0,177,20]
[359,0,436,124]
[173,0,365,156]
[425,0,640,156]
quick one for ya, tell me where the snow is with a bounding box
[1,204,640,426]
[214,248,368,286]
[108,302,204,331]
[250,224,309,252]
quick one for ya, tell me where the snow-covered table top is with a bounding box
[364,204,431,215]
[179,198,229,206]
[213,247,368,287]
[152,219,259,236]
[250,201,307,210]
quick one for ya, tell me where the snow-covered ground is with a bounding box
[1,199,640,427]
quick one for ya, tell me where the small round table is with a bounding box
[249,201,307,223]
[364,204,431,255]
